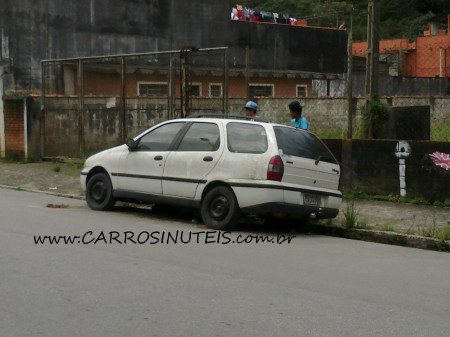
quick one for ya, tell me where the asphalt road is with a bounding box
[1,189,449,337]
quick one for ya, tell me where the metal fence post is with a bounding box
[77,59,85,157]
[245,46,250,102]
[168,53,174,120]
[40,61,46,158]
[223,48,229,115]
[120,57,127,143]
[180,49,190,118]
[346,14,354,139]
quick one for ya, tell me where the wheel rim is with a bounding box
[90,180,107,203]
[209,195,230,221]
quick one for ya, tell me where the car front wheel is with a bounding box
[86,172,115,211]
[201,186,240,230]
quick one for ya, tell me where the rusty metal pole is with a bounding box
[245,46,250,102]
[77,59,85,157]
[40,61,46,158]
[120,57,127,143]
[180,50,188,118]
[223,48,229,115]
[346,14,354,139]
[168,53,174,120]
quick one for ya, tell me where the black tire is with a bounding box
[86,173,115,211]
[201,186,241,230]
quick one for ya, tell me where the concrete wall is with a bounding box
[9,95,449,160]
[246,97,450,137]
[0,66,5,157]
[324,139,450,201]
[313,73,450,97]
[0,0,347,92]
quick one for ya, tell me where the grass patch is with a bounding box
[343,190,450,208]
[382,224,396,232]
[343,202,358,228]
[437,226,450,242]
[354,221,373,230]
[52,165,61,173]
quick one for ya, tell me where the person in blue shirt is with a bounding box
[289,101,309,130]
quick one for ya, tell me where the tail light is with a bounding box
[267,156,284,182]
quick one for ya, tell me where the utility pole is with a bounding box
[346,13,354,139]
[365,0,380,138]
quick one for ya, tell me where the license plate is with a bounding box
[303,193,321,207]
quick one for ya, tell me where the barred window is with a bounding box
[138,83,168,96]
[249,84,274,99]
[189,84,202,97]
[296,85,307,97]
[209,83,223,98]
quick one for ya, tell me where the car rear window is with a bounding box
[227,123,268,154]
[273,126,337,164]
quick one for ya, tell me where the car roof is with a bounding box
[173,117,269,126]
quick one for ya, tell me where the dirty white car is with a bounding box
[81,116,342,229]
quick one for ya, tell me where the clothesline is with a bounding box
[231,4,307,27]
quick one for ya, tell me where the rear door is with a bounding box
[273,126,340,190]
[162,122,223,198]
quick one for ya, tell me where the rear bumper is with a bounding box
[241,202,339,219]
[227,180,341,218]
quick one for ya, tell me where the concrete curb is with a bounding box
[0,184,85,200]
[311,224,450,252]
[1,185,448,252]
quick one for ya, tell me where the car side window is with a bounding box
[137,122,185,151]
[227,123,268,154]
[177,123,220,152]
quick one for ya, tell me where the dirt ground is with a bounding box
[0,160,448,236]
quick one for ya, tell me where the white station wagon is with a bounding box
[81,115,342,229]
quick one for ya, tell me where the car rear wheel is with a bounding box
[201,186,240,230]
[86,173,115,211]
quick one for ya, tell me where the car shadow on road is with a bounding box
[111,203,315,235]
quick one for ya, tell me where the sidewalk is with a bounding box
[0,160,448,237]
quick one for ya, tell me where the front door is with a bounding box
[163,122,222,198]
[117,122,186,195]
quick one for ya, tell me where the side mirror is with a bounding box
[126,138,137,151]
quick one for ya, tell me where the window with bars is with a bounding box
[209,83,223,98]
[189,84,202,97]
[249,84,274,99]
[138,83,168,96]
[296,85,308,97]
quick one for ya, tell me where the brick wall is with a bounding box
[4,100,25,157]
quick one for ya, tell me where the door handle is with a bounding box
[154,155,163,161]
[203,156,213,162]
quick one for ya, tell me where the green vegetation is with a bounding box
[354,220,373,230]
[343,190,450,208]
[360,96,389,139]
[52,165,61,173]
[431,120,450,142]
[382,223,396,232]
[342,202,373,229]
[343,202,358,228]
[243,1,450,40]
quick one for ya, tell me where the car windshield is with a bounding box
[273,126,337,164]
